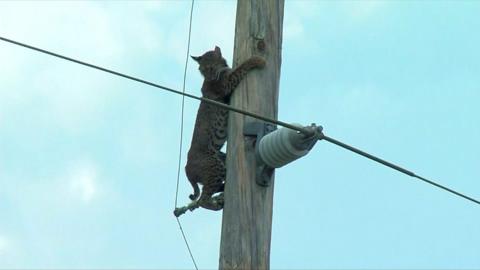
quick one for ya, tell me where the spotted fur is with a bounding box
[174,46,265,216]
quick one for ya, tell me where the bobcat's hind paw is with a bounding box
[174,200,200,217]
[173,207,187,217]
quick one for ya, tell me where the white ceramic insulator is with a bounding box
[257,123,310,168]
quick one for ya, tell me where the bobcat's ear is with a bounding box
[214,46,222,56]
[191,55,202,62]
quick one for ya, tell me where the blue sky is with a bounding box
[1,0,479,269]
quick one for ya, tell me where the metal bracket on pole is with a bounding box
[244,122,277,187]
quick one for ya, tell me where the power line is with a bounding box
[0,36,309,136]
[173,1,198,270]
[1,36,479,207]
[174,0,195,210]
[175,218,197,269]
[322,135,480,205]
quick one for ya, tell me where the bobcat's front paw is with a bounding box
[249,56,266,69]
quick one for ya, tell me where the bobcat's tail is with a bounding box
[189,181,200,201]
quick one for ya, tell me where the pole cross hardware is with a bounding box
[244,122,324,186]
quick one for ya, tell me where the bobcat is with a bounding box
[174,46,265,217]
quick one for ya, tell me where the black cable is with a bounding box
[173,1,199,269]
[0,36,309,136]
[175,218,198,270]
[1,36,478,206]
[322,135,480,205]
[175,0,194,211]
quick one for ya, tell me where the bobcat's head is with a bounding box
[191,46,228,81]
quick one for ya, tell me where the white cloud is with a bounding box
[0,2,120,65]
[0,1,180,135]
[68,162,99,204]
[0,8,110,132]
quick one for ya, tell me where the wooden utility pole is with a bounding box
[219,1,284,269]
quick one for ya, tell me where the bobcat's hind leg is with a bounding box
[174,200,201,217]
[198,190,224,211]
[198,175,225,211]
[218,151,226,163]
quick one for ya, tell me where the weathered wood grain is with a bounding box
[219,1,284,269]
